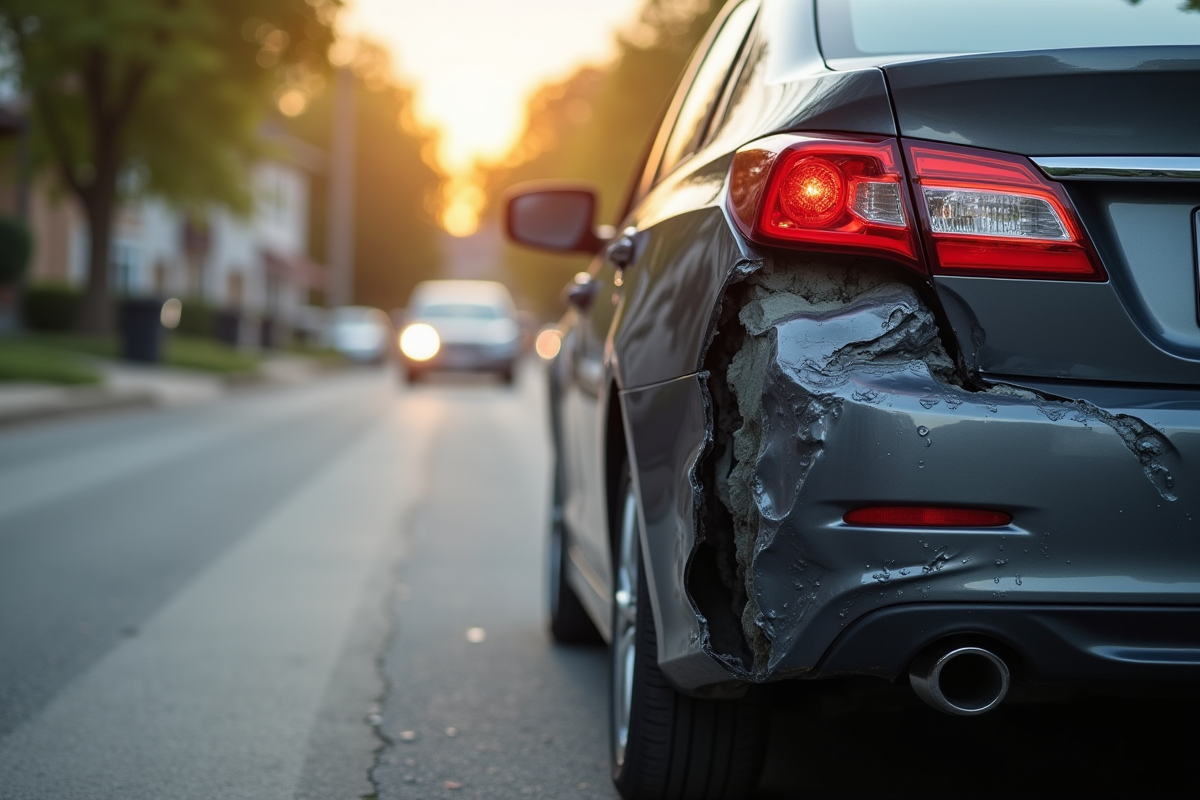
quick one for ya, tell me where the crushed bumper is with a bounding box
[742,295,1200,678]
[816,604,1200,683]
[626,261,1200,692]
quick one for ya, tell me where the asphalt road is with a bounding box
[0,363,1193,799]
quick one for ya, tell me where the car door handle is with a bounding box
[605,230,637,269]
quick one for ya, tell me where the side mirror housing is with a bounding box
[504,183,604,254]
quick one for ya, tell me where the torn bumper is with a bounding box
[736,288,1200,682]
[627,282,1200,693]
[753,357,1200,678]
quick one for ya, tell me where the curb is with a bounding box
[0,388,157,429]
[0,356,350,429]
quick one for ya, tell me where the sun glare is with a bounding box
[341,0,646,233]
[440,177,488,237]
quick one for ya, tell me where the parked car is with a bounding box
[396,280,521,384]
[329,306,393,363]
[504,1,1200,797]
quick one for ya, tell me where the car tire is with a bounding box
[499,364,516,386]
[403,367,422,384]
[610,468,766,800]
[548,465,602,643]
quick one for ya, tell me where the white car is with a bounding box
[329,306,393,363]
[397,280,521,384]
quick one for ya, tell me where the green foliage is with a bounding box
[18,331,258,374]
[0,0,337,210]
[0,0,339,332]
[26,332,117,358]
[22,283,82,331]
[285,41,443,312]
[350,72,443,311]
[0,337,102,385]
[163,335,260,374]
[176,298,217,339]
[0,216,32,284]
[482,0,721,316]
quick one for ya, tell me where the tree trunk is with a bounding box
[77,187,116,336]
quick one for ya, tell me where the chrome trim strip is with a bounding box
[1033,157,1200,181]
[1194,209,1200,329]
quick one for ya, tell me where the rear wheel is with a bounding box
[611,470,766,800]
[548,464,601,643]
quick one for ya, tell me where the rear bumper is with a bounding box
[403,342,516,372]
[816,603,1200,683]
[753,361,1200,679]
[626,286,1200,693]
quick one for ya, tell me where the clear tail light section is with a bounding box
[727,134,1106,282]
[727,134,923,271]
[905,142,1106,281]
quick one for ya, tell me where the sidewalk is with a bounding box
[0,355,342,428]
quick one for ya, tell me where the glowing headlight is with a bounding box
[534,328,562,360]
[399,323,440,361]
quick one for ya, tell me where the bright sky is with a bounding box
[341,0,646,175]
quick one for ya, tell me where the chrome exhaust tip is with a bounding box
[909,645,1010,716]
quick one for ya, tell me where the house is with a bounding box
[15,123,326,347]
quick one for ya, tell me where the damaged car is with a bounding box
[505,1,1200,797]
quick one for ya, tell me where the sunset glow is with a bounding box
[341,0,646,235]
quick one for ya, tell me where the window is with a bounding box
[654,0,760,181]
[817,0,1200,60]
[109,239,140,294]
[417,303,503,321]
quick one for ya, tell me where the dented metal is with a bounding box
[529,4,1200,700]
[687,261,1200,681]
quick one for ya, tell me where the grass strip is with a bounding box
[0,338,102,384]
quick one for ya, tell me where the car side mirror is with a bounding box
[504,183,605,254]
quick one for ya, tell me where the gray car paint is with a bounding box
[883,48,1200,157]
[543,0,1200,693]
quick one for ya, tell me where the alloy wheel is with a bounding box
[611,485,639,768]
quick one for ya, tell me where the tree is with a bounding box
[482,0,721,316]
[0,0,338,334]
[285,39,443,312]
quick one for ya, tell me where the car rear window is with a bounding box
[418,303,503,320]
[817,0,1200,60]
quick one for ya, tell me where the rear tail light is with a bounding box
[727,134,1105,281]
[906,142,1106,281]
[843,506,1012,528]
[728,134,922,270]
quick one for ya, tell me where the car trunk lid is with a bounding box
[884,47,1200,386]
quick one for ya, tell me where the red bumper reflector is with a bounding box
[843,506,1012,528]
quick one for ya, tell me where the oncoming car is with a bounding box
[504,1,1200,797]
[397,280,521,384]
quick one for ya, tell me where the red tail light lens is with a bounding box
[728,134,922,270]
[843,506,1012,528]
[905,142,1106,281]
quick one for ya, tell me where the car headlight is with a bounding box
[535,328,562,360]
[399,323,440,361]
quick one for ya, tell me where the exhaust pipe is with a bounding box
[909,645,1010,716]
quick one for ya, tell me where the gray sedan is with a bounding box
[506,1,1200,797]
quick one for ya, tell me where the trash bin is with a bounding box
[215,310,241,346]
[119,297,165,363]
